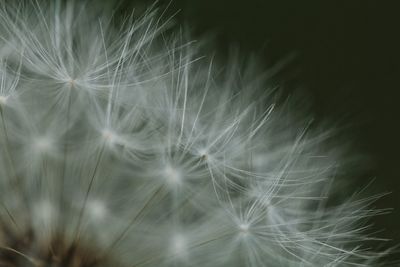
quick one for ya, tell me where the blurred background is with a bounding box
[115,0,400,259]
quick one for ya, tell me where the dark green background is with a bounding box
[116,0,400,259]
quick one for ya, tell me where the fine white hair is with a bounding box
[0,1,390,266]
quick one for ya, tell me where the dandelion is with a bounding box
[0,0,391,266]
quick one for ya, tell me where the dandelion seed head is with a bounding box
[238,223,250,233]
[164,164,182,186]
[197,148,211,161]
[34,201,55,224]
[101,128,119,145]
[0,95,8,105]
[32,136,53,153]
[87,199,107,220]
[170,234,187,257]
[68,79,76,85]
[0,0,390,266]
[236,223,252,242]
[66,78,76,88]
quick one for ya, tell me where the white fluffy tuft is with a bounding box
[0,1,391,267]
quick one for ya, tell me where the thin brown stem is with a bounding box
[73,143,106,243]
